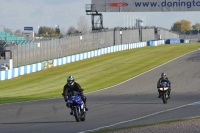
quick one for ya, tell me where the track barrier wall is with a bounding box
[165,38,180,44]
[1,42,149,81]
[147,40,164,46]
[1,39,186,81]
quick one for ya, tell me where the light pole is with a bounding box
[80,35,83,43]
[113,26,119,46]
[0,25,5,42]
[4,28,15,43]
[38,26,40,39]
[120,30,122,44]
[9,29,16,44]
[80,35,82,53]
[55,25,59,37]
[0,25,5,31]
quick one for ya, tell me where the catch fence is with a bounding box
[2,27,179,68]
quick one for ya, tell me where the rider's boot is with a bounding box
[85,106,88,111]
[84,103,88,111]
[167,91,171,99]
[82,96,89,111]
[158,91,161,98]
[70,109,73,115]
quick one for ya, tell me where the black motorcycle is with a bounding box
[158,82,169,104]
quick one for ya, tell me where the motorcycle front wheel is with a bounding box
[73,107,81,122]
[162,92,167,104]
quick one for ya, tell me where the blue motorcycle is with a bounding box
[67,91,86,122]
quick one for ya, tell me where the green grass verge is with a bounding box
[91,116,200,133]
[0,43,200,104]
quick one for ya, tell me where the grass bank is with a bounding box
[0,43,199,104]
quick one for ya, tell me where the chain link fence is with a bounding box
[2,27,179,68]
[180,34,200,42]
[157,27,180,40]
[141,28,155,41]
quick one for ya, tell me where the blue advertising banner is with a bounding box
[24,27,33,31]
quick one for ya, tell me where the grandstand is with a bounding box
[0,30,26,51]
[0,30,25,46]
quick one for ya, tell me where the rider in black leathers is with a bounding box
[62,76,88,115]
[157,73,171,99]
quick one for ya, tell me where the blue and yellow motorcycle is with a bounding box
[67,91,86,122]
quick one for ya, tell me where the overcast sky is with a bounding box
[0,0,200,33]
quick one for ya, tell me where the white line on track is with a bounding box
[0,49,197,106]
[85,49,198,94]
[78,102,195,133]
[77,49,198,133]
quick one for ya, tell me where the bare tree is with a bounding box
[67,26,79,35]
[77,17,90,33]
[4,28,13,35]
[60,27,66,35]
[14,29,22,37]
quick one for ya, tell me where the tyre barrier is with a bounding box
[165,38,180,44]
[180,39,189,43]
[147,40,165,46]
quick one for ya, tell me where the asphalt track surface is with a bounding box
[1,50,200,133]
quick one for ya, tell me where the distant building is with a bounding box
[23,27,34,40]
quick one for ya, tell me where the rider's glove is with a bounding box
[65,96,70,107]
[64,96,68,102]
[65,99,70,107]
[65,98,68,102]
[66,102,70,108]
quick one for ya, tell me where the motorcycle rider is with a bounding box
[157,73,171,99]
[62,76,88,115]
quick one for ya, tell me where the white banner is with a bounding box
[92,0,200,12]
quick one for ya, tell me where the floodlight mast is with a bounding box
[85,4,103,31]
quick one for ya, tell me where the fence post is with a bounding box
[113,28,116,46]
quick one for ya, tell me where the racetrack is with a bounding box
[1,50,200,133]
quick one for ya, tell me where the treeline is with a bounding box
[37,26,61,37]
[3,28,23,37]
[1,16,91,38]
[37,16,90,36]
[171,20,200,34]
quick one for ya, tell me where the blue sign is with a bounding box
[24,27,33,31]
